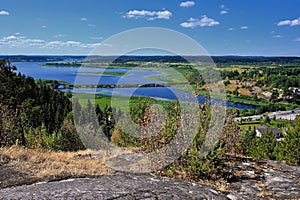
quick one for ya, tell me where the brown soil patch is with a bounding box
[238,88,253,96]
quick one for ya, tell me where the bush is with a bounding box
[166,105,239,181]
[25,114,85,152]
[51,116,86,151]
[247,130,277,160]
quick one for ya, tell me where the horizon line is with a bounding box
[1,54,300,58]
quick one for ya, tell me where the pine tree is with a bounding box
[275,116,300,165]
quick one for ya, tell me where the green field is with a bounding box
[238,118,293,133]
[75,71,127,76]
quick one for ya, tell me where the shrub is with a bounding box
[274,116,300,165]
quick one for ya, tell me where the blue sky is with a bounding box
[0,0,300,56]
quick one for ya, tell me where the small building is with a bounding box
[51,83,65,89]
[255,125,282,139]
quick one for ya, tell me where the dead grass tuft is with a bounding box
[0,145,110,179]
[257,190,272,198]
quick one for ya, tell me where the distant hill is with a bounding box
[1,55,300,65]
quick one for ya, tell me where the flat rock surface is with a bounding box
[0,164,38,189]
[1,156,300,199]
[223,157,300,199]
[0,172,246,200]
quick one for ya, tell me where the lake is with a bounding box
[13,62,256,109]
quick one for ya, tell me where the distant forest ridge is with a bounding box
[1,55,300,64]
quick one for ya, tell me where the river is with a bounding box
[13,61,255,109]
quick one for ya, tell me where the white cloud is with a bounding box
[273,35,283,38]
[220,10,228,15]
[0,35,100,49]
[26,39,45,46]
[123,10,172,20]
[53,34,66,38]
[220,5,229,15]
[240,26,249,29]
[80,17,88,21]
[42,25,47,28]
[293,38,300,42]
[88,24,96,27]
[181,15,220,28]
[0,11,9,15]
[124,10,153,19]
[277,17,300,26]
[156,10,172,19]
[67,41,81,46]
[228,28,234,31]
[180,1,195,8]
[4,35,17,40]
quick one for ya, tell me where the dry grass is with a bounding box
[238,88,253,96]
[0,145,110,179]
[225,80,238,92]
[257,190,272,198]
[255,182,267,188]
[225,80,255,96]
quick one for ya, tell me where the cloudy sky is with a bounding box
[0,0,300,56]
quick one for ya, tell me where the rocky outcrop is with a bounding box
[222,156,300,199]
[0,156,299,199]
[0,172,247,200]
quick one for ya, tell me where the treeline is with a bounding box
[0,60,71,146]
[112,55,300,65]
[113,56,188,63]
[213,56,300,65]
[44,62,82,67]
[2,55,300,64]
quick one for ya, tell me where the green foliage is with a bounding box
[247,130,277,160]
[168,105,240,180]
[262,115,271,125]
[275,116,300,165]
[25,117,85,152]
[0,60,71,144]
[0,59,72,148]
[220,70,240,80]
[24,123,53,149]
[73,98,117,148]
[51,115,86,151]
[0,103,24,146]
[129,97,153,125]
[239,116,300,166]
[111,98,181,151]
[223,80,230,86]
[233,87,239,96]
[111,126,138,147]
[270,90,279,102]
[239,129,256,154]
[169,64,204,85]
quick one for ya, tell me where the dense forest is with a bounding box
[0,60,113,151]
